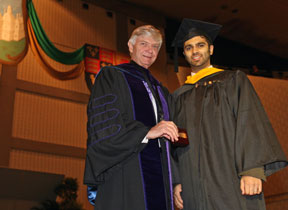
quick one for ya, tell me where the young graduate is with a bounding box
[171,19,288,210]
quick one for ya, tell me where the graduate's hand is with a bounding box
[146,121,179,142]
[174,184,184,209]
[240,176,262,195]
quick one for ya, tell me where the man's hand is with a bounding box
[146,121,179,142]
[240,176,262,195]
[174,184,184,210]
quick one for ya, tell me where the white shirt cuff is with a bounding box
[142,136,149,143]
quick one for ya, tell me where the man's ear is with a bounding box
[128,41,133,54]
[210,45,214,55]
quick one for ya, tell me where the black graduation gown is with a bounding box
[172,70,288,210]
[84,62,174,210]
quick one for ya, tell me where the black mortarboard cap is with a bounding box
[172,19,222,72]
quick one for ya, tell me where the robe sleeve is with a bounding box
[228,70,288,177]
[169,92,183,185]
[84,67,150,186]
[163,85,175,121]
[239,167,266,181]
[170,149,181,186]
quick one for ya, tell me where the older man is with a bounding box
[84,25,178,210]
[172,19,288,210]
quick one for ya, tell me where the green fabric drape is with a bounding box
[27,0,85,65]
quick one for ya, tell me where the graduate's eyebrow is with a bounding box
[197,41,207,45]
[185,41,207,48]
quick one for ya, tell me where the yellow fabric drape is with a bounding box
[185,67,224,84]
[27,18,84,80]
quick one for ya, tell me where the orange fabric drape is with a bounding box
[27,18,84,80]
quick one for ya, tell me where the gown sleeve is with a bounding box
[84,67,150,186]
[170,92,184,185]
[228,70,288,177]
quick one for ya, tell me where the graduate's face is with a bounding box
[183,36,214,70]
[128,35,160,69]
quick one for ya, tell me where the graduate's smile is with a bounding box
[192,54,201,62]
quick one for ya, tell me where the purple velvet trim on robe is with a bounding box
[123,71,167,210]
[158,86,174,210]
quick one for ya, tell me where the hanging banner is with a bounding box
[99,47,114,68]
[84,44,116,91]
[84,44,130,91]
[0,0,28,64]
[84,44,115,75]
[115,52,130,65]
[84,44,100,74]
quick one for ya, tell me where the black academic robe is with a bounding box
[84,62,174,210]
[172,70,288,210]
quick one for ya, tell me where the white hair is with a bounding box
[128,25,163,48]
